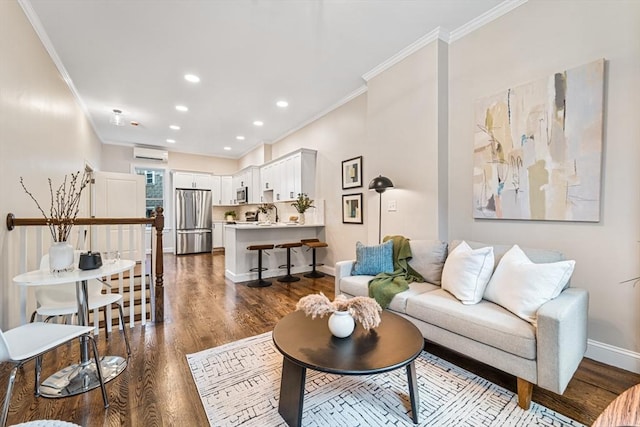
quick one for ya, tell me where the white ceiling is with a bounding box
[23,0,506,159]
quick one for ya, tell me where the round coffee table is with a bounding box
[272,310,424,426]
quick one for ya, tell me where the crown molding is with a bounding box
[272,85,368,144]
[450,0,528,42]
[18,0,101,140]
[362,27,449,82]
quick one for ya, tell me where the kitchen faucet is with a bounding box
[272,205,279,223]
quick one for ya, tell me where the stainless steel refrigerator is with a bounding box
[175,189,212,255]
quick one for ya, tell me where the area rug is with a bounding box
[187,332,584,427]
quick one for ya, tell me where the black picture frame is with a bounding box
[342,193,363,224]
[342,156,363,189]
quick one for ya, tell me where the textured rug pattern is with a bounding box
[187,332,584,426]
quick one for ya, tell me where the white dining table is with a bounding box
[13,258,135,398]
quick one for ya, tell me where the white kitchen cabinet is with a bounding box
[212,221,225,248]
[232,166,260,204]
[272,159,284,202]
[212,175,222,206]
[173,171,213,190]
[260,149,316,202]
[221,175,233,205]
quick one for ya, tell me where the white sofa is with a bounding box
[334,239,589,409]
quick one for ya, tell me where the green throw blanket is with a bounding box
[368,235,424,308]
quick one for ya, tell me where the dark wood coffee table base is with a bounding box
[278,357,419,426]
[273,310,423,426]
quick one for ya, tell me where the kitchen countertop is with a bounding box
[225,222,323,229]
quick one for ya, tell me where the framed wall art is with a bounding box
[342,193,363,224]
[473,58,604,222]
[342,156,363,189]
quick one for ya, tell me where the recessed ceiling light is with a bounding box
[169,125,181,130]
[276,100,289,108]
[184,74,200,83]
[223,146,232,151]
[166,139,176,143]
[236,135,245,140]
[253,120,264,126]
[110,108,125,126]
[175,105,189,112]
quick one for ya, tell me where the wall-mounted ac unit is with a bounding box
[133,147,169,162]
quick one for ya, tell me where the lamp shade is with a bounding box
[368,175,394,193]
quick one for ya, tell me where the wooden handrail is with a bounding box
[6,207,165,323]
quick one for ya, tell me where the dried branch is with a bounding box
[295,293,334,319]
[20,170,90,242]
[296,292,383,330]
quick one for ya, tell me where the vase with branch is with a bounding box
[20,170,90,272]
[296,293,382,338]
[291,193,314,225]
[257,203,275,223]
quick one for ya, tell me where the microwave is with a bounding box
[236,187,248,204]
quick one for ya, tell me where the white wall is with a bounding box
[101,143,238,175]
[271,94,369,265]
[365,40,444,244]
[448,0,640,368]
[0,1,103,328]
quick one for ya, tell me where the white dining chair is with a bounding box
[30,254,131,358]
[0,322,109,427]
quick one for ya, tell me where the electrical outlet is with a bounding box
[388,200,397,212]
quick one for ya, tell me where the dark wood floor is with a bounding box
[2,252,639,426]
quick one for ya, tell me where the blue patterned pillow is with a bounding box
[352,240,394,276]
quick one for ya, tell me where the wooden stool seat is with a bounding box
[247,244,274,288]
[275,242,302,283]
[247,244,274,251]
[302,239,328,278]
[300,238,320,244]
[276,242,303,249]
[304,241,328,249]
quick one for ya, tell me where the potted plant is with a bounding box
[296,293,382,338]
[224,210,237,222]
[20,170,90,272]
[291,193,314,225]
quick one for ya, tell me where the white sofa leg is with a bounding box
[517,377,533,409]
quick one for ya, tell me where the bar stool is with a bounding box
[301,238,329,278]
[247,244,274,288]
[276,242,303,283]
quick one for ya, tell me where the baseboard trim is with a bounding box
[586,339,640,374]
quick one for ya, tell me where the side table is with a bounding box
[13,259,135,398]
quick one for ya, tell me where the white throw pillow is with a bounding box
[483,244,575,325]
[441,241,494,304]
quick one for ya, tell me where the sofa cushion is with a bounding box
[441,241,494,305]
[483,244,575,325]
[339,275,438,314]
[451,239,565,268]
[406,289,536,359]
[451,239,571,289]
[352,240,394,276]
[407,240,448,285]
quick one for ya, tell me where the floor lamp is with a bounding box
[368,175,394,244]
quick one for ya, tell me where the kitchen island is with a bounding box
[224,223,325,283]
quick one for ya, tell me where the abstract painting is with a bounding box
[342,156,363,189]
[342,193,363,224]
[473,59,604,221]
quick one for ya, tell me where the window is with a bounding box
[135,168,164,218]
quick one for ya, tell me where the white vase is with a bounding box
[49,241,74,272]
[298,213,305,225]
[328,310,355,338]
